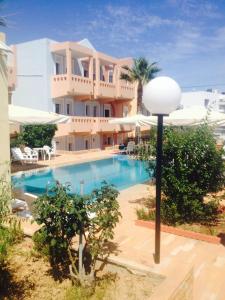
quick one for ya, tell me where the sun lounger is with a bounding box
[11,147,38,164]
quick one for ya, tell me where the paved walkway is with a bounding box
[114,184,225,300]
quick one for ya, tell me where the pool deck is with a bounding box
[15,152,225,299]
[12,149,118,175]
[115,184,225,300]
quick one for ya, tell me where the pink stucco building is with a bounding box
[10,38,138,152]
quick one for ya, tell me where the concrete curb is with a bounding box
[135,220,221,245]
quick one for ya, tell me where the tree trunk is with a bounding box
[137,81,143,114]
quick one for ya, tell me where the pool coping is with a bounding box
[12,151,118,176]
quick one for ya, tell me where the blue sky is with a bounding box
[2,0,225,91]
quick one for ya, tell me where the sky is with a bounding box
[2,0,225,91]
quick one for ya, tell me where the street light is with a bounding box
[142,76,181,264]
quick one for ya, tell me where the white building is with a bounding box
[181,90,225,140]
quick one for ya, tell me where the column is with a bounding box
[66,46,72,77]
[0,32,10,179]
[94,55,100,97]
[89,57,93,80]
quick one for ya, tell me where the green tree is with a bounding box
[21,124,57,147]
[120,57,160,113]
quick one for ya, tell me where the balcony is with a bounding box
[55,117,133,137]
[97,81,117,99]
[51,74,93,99]
[118,81,135,100]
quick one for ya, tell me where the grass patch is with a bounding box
[65,273,116,300]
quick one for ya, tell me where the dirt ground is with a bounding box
[0,238,163,300]
[11,162,48,174]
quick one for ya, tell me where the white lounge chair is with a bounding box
[24,147,38,161]
[119,141,135,155]
[51,140,57,157]
[11,147,38,164]
[43,145,54,160]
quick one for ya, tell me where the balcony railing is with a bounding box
[51,74,93,98]
[51,75,135,100]
[55,117,134,137]
[118,81,135,100]
[97,81,116,98]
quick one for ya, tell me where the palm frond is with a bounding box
[0,17,6,27]
[120,72,132,82]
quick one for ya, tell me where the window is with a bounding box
[104,109,110,118]
[109,71,113,83]
[68,143,73,151]
[123,105,129,117]
[66,103,70,115]
[56,62,60,75]
[86,105,90,116]
[93,106,97,117]
[85,140,89,149]
[107,137,111,145]
[84,69,88,77]
[55,103,60,114]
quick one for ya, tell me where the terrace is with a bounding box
[50,41,135,100]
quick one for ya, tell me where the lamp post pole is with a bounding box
[142,76,181,264]
[155,114,164,264]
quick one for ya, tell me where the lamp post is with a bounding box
[143,76,181,264]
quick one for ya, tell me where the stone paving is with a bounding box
[114,184,225,300]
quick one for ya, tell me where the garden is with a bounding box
[0,175,162,299]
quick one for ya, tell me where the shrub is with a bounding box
[137,125,225,225]
[33,181,121,286]
[20,124,57,147]
[33,183,89,264]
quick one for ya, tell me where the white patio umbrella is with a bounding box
[140,106,225,127]
[109,114,150,142]
[109,114,148,127]
[8,105,70,125]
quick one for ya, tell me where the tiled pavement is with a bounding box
[114,184,225,300]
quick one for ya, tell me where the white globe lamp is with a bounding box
[143,76,181,115]
[143,76,181,265]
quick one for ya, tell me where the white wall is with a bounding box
[11,38,56,112]
[181,91,225,109]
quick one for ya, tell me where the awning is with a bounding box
[9,105,70,125]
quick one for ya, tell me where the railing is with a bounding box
[98,81,116,98]
[55,117,134,137]
[118,80,135,99]
[51,74,93,98]
[51,75,134,100]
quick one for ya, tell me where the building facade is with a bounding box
[10,38,137,152]
[181,90,225,139]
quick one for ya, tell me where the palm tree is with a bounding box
[120,57,160,114]
[0,0,6,27]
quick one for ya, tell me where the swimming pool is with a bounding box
[12,155,152,195]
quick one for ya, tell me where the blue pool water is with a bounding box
[12,155,152,195]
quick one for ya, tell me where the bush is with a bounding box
[33,181,121,285]
[137,125,225,225]
[33,183,89,264]
[20,124,57,147]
